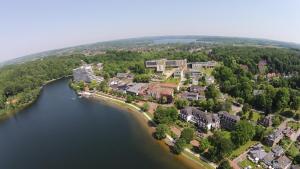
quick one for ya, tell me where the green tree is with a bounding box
[88,80,98,90]
[207,131,234,162]
[180,128,194,143]
[174,99,189,109]
[97,81,109,92]
[126,95,135,103]
[272,115,282,127]
[153,106,178,124]
[273,88,290,111]
[294,154,300,164]
[217,160,233,169]
[133,74,150,83]
[141,102,150,112]
[231,121,255,146]
[173,138,186,154]
[254,125,265,141]
[199,138,210,152]
[155,124,169,140]
[205,84,220,100]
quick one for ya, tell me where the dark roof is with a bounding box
[180,107,212,123]
[273,156,292,169]
[218,111,240,121]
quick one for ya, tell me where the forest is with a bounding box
[0,55,83,116]
[0,46,299,118]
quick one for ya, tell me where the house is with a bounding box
[182,92,203,101]
[272,156,292,169]
[248,144,267,163]
[187,69,203,78]
[96,63,103,70]
[180,107,220,130]
[159,82,180,91]
[272,145,285,157]
[218,111,240,130]
[145,59,187,73]
[189,61,217,69]
[291,165,300,169]
[146,83,174,103]
[205,76,215,85]
[110,84,128,94]
[258,60,267,74]
[116,73,134,79]
[253,89,264,96]
[264,129,284,147]
[173,68,184,79]
[126,83,148,96]
[73,65,104,83]
[258,115,273,127]
[189,85,206,94]
[262,152,275,168]
[282,127,296,139]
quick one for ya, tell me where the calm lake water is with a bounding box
[0,78,200,169]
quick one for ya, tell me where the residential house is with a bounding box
[173,68,184,79]
[189,85,206,95]
[291,165,300,169]
[272,145,285,157]
[180,107,220,130]
[218,111,240,130]
[116,73,134,79]
[205,76,215,85]
[189,61,217,69]
[272,156,292,169]
[282,127,296,139]
[258,115,273,127]
[187,69,203,78]
[248,143,267,163]
[96,63,103,70]
[182,92,201,101]
[146,83,174,103]
[264,129,284,147]
[262,152,275,168]
[258,60,267,74]
[126,83,148,96]
[253,89,264,96]
[159,82,180,91]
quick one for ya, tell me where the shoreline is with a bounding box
[0,76,71,121]
[87,92,216,169]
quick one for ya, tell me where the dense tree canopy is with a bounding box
[231,121,255,146]
[153,106,178,124]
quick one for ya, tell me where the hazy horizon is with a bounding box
[1,0,300,62]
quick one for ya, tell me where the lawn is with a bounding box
[251,111,262,122]
[230,141,258,159]
[287,121,300,130]
[239,159,256,168]
[163,77,180,84]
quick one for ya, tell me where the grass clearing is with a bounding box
[230,141,258,159]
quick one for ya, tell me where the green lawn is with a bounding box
[287,121,300,130]
[230,141,258,160]
[182,150,215,169]
[239,159,257,169]
[163,78,180,84]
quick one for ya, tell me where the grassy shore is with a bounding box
[89,92,216,169]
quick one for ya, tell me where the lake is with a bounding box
[0,78,200,169]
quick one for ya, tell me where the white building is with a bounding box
[73,65,104,83]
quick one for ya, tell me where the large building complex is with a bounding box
[73,64,104,83]
[145,59,187,73]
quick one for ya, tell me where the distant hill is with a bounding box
[1,35,300,67]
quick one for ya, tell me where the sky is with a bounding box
[1,0,300,62]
